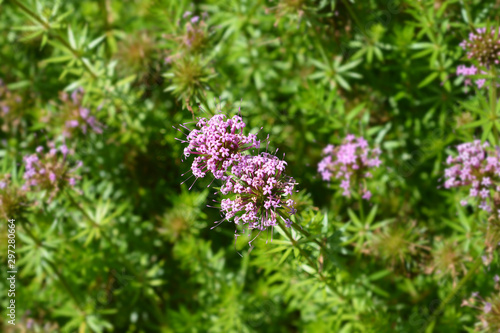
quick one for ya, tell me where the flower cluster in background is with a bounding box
[22,143,82,199]
[444,140,500,214]
[318,134,381,200]
[0,174,27,219]
[460,27,500,67]
[58,88,103,137]
[457,27,500,88]
[462,275,500,332]
[0,78,23,131]
[164,11,209,64]
[0,79,21,114]
[456,65,486,88]
[180,11,209,51]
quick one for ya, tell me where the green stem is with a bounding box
[306,18,329,64]
[277,220,344,301]
[423,255,483,331]
[490,67,498,144]
[19,220,86,314]
[196,92,213,116]
[64,191,166,326]
[290,222,324,249]
[461,0,475,31]
[280,221,319,270]
[340,0,364,34]
[45,259,86,312]
[358,196,365,222]
[9,0,98,79]
[98,0,114,57]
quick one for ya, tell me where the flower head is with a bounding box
[425,240,467,280]
[164,11,210,57]
[464,289,500,331]
[219,153,297,235]
[460,27,500,67]
[318,135,381,200]
[180,113,260,180]
[181,12,209,51]
[22,143,82,200]
[457,27,500,89]
[443,140,500,214]
[58,88,103,137]
[0,79,24,132]
[0,175,28,219]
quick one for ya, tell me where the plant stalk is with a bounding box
[423,254,483,331]
[64,190,166,326]
[277,220,344,301]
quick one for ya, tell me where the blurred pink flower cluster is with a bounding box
[318,134,381,200]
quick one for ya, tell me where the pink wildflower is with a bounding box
[318,135,381,200]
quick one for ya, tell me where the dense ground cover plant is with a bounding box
[1,0,500,332]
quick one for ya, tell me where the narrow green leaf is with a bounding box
[347,209,362,227]
[418,72,439,88]
[366,205,378,225]
[68,26,76,49]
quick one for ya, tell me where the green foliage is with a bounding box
[0,0,499,332]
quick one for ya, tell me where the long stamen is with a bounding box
[211,218,226,230]
[180,174,194,185]
[172,125,189,137]
[207,177,216,188]
[181,169,192,177]
[188,176,199,190]
[249,228,262,247]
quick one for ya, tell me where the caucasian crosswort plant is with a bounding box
[58,88,103,137]
[318,134,381,200]
[443,140,500,213]
[460,27,500,67]
[178,113,260,181]
[164,11,210,63]
[0,78,24,132]
[457,27,500,88]
[462,276,500,332]
[443,140,500,249]
[177,108,297,244]
[0,175,27,220]
[220,153,297,232]
[22,143,82,200]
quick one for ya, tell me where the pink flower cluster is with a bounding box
[444,140,500,213]
[178,110,298,239]
[459,27,500,67]
[456,65,486,89]
[0,79,22,115]
[0,174,27,219]
[181,11,208,50]
[318,134,381,200]
[220,153,297,231]
[0,79,24,132]
[462,276,500,331]
[23,143,82,200]
[457,27,500,88]
[164,11,209,63]
[182,114,260,179]
[60,88,103,137]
